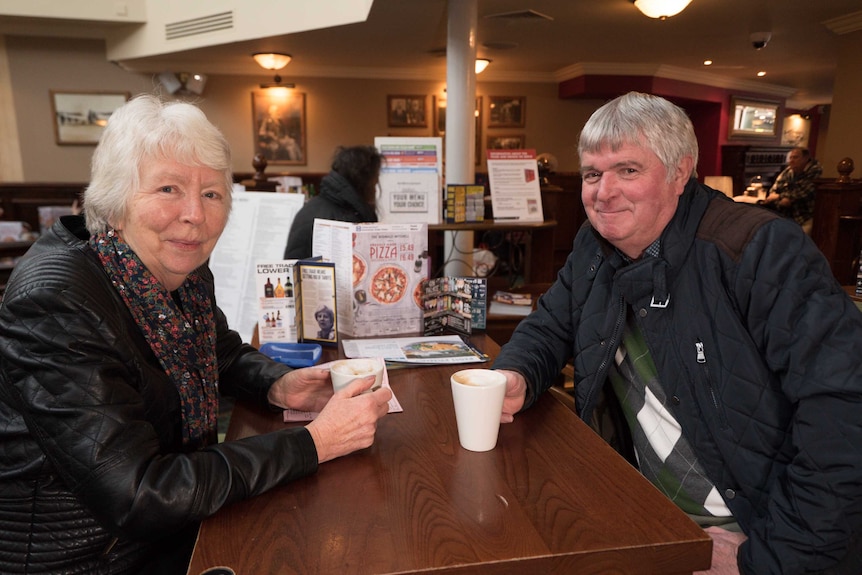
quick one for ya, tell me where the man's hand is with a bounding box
[495,369,527,423]
[694,526,747,575]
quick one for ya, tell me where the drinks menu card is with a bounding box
[256,260,297,344]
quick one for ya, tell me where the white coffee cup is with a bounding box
[330,358,384,393]
[450,369,507,452]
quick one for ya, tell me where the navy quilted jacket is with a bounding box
[494,179,862,574]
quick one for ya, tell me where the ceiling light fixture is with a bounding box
[475,58,491,74]
[253,52,294,89]
[253,52,292,71]
[630,0,693,20]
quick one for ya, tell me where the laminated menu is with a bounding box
[311,219,429,337]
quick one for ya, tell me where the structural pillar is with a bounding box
[443,0,477,276]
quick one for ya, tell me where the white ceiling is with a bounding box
[2,0,861,109]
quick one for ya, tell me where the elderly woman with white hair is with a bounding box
[0,94,391,574]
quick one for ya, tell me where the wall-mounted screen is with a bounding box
[729,97,779,138]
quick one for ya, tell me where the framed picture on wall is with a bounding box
[487,134,525,150]
[50,91,130,145]
[252,90,307,165]
[488,96,525,128]
[387,95,427,128]
[434,96,483,164]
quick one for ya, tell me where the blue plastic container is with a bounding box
[259,342,323,368]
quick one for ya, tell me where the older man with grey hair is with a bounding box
[493,91,862,575]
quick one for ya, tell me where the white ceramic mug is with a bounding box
[330,358,384,393]
[450,368,507,452]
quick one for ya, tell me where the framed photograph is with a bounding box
[488,96,525,128]
[433,96,483,164]
[387,95,427,128]
[781,114,811,147]
[729,97,779,139]
[487,134,526,150]
[50,91,129,145]
[252,90,307,165]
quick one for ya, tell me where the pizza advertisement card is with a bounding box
[311,219,429,337]
[422,276,487,336]
[255,260,297,344]
[293,258,339,346]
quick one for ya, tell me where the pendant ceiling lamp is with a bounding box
[631,0,692,20]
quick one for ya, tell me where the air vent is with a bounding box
[165,11,233,41]
[484,9,554,21]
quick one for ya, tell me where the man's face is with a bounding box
[580,142,691,259]
[786,150,807,172]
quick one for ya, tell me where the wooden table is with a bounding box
[187,334,711,574]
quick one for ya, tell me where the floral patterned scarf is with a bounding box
[90,229,219,449]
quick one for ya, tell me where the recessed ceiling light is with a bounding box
[703,59,713,66]
[757,71,766,77]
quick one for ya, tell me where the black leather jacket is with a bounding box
[0,215,319,574]
[494,180,862,574]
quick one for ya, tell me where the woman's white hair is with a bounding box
[83,94,233,234]
[578,91,699,182]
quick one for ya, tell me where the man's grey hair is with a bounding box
[578,91,699,182]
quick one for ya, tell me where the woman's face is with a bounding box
[316,311,333,330]
[114,158,230,291]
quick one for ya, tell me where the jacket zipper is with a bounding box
[583,293,626,422]
[696,338,728,429]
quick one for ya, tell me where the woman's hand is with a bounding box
[267,367,333,413]
[496,369,527,423]
[305,377,392,463]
